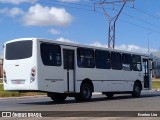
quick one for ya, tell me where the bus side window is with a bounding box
[95,50,111,69]
[122,53,132,71]
[132,55,142,71]
[111,52,122,70]
[77,48,95,68]
[41,43,61,66]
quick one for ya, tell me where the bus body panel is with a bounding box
[75,68,143,92]
[37,43,76,93]
[37,41,65,93]
[3,38,38,91]
[37,65,66,93]
[3,38,152,94]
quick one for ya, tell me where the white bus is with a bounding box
[3,38,152,102]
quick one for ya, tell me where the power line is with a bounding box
[95,10,160,33]
[122,12,160,29]
[44,0,160,22]
[121,5,160,21]
[105,7,160,29]
[133,7,160,21]
[53,0,93,8]
[50,0,160,30]
[119,19,160,34]
[38,0,160,34]
[49,0,160,22]
[38,1,94,11]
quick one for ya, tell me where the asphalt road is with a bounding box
[0,91,160,120]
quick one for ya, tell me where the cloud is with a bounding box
[115,44,157,54]
[89,41,108,48]
[0,0,37,5]
[58,0,80,3]
[56,37,77,43]
[0,7,24,17]
[54,39,157,54]
[8,8,24,17]
[0,8,8,14]
[22,4,73,27]
[90,41,157,54]
[53,39,158,54]
[49,28,61,35]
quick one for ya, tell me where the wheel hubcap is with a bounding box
[83,88,90,98]
[135,86,140,94]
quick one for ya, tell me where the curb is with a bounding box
[0,95,47,100]
[142,89,160,92]
[152,89,160,92]
[0,93,102,100]
[0,90,159,100]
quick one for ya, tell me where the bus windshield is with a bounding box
[5,40,32,60]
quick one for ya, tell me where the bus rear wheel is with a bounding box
[75,83,92,101]
[50,93,67,102]
[132,82,141,98]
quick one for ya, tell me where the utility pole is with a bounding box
[94,0,135,49]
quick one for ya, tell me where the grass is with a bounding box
[152,81,160,89]
[0,84,20,97]
[153,78,160,81]
[0,84,46,97]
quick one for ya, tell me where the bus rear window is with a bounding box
[5,41,32,60]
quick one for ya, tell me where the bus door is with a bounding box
[142,58,150,89]
[63,49,75,92]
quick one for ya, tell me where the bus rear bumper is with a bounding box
[3,84,38,91]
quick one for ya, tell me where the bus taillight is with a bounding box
[3,70,7,83]
[30,67,36,83]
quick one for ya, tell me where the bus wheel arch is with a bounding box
[132,80,142,98]
[81,79,94,92]
[75,79,94,101]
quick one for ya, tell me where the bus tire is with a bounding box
[50,93,67,102]
[132,82,141,98]
[75,83,92,101]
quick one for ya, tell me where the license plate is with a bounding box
[15,80,21,84]
[12,80,25,84]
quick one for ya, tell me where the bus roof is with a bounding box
[5,37,149,58]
